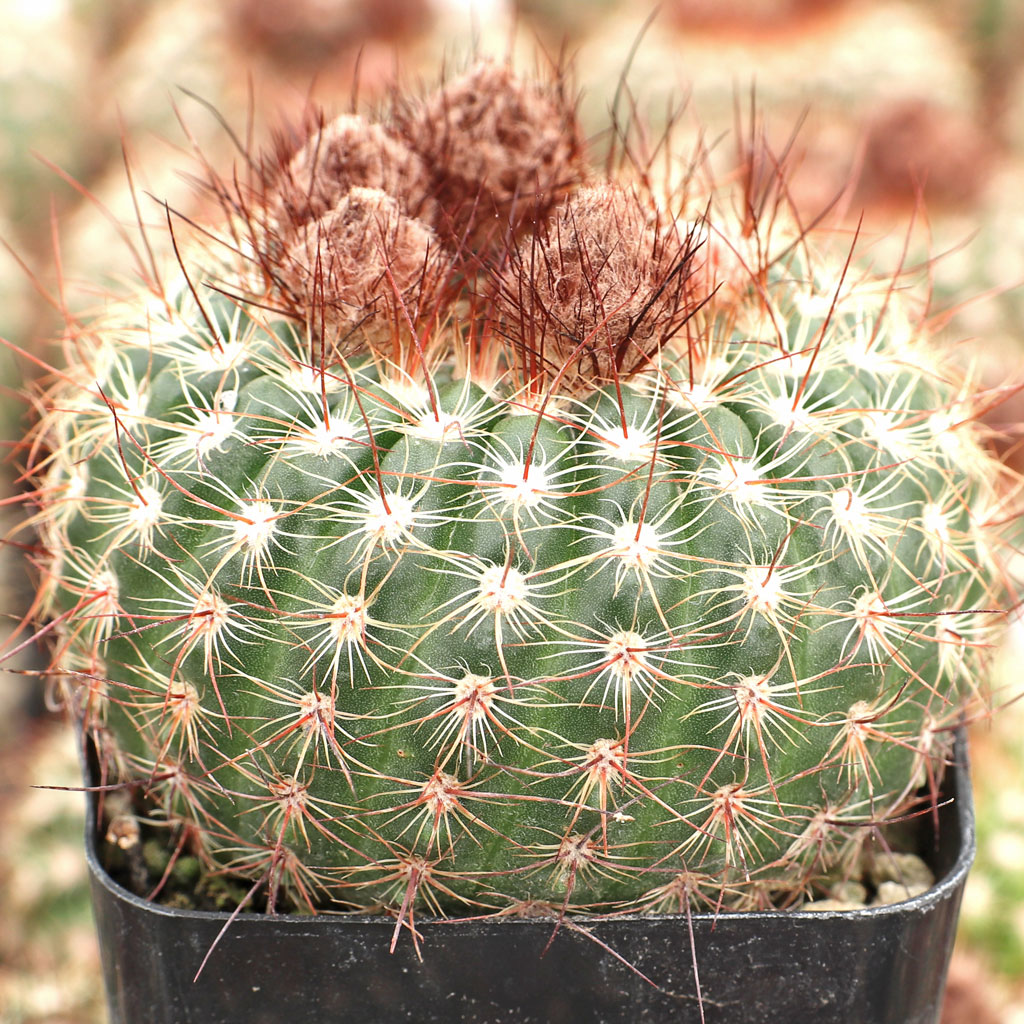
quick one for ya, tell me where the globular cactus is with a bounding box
[24,59,1017,927]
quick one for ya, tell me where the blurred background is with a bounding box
[0,1,1021,1020]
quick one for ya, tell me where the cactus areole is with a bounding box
[31,61,1014,925]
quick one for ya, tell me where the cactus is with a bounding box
[24,59,1016,927]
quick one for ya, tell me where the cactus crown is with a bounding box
[20,59,1018,928]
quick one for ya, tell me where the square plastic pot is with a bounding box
[85,735,974,1024]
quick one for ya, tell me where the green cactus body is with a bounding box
[31,64,1012,919]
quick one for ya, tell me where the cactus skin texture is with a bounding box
[28,60,1016,925]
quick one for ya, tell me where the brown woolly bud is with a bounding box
[397,60,585,252]
[496,183,700,398]
[270,114,436,235]
[280,186,445,366]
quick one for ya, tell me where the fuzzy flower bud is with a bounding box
[280,186,444,361]
[271,113,435,234]
[497,183,700,396]
[397,60,585,250]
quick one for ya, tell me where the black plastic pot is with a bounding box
[86,739,974,1024]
